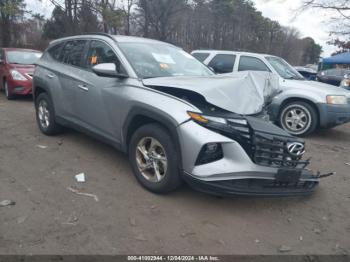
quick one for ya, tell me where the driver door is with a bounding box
[75,40,127,141]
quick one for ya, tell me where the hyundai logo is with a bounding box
[287,142,305,157]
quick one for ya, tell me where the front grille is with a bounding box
[252,132,309,169]
[209,116,309,169]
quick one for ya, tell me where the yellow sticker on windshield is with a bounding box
[91,56,97,65]
[160,63,169,69]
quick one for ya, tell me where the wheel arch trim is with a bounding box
[122,107,184,170]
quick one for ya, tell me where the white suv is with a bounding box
[192,50,350,136]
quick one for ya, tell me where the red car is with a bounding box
[0,48,42,100]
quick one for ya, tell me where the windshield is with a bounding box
[6,51,42,65]
[118,42,213,78]
[266,56,304,80]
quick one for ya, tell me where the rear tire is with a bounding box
[4,80,15,100]
[35,93,63,135]
[129,123,182,193]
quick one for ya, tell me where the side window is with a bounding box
[47,42,64,61]
[192,52,210,63]
[325,69,335,76]
[85,40,125,73]
[208,54,236,74]
[238,56,270,72]
[61,40,87,68]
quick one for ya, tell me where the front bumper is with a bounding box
[317,103,350,128]
[184,170,318,197]
[8,78,33,95]
[177,120,321,196]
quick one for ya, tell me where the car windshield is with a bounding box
[6,51,42,65]
[118,42,213,78]
[266,56,304,80]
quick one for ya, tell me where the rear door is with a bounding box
[58,40,89,121]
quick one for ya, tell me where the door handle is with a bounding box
[46,73,55,79]
[78,84,88,91]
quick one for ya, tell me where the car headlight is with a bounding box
[326,95,347,105]
[10,70,27,81]
[187,112,227,124]
[340,79,350,87]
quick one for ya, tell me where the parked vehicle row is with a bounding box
[191,50,350,136]
[30,34,334,197]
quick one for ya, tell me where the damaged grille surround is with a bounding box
[195,115,310,170]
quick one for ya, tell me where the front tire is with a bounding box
[4,80,15,100]
[129,124,182,193]
[35,93,63,135]
[279,101,318,136]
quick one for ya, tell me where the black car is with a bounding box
[317,68,350,86]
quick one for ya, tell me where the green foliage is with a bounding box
[0,0,25,18]
[0,0,26,46]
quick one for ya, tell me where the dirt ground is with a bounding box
[0,93,349,255]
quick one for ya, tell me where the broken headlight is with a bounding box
[187,111,248,140]
[187,111,227,124]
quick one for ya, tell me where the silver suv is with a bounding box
[33,34,328,196]
[192,50,350,136]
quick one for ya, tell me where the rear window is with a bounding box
[47,42,64,61]
[61,40,87,68]
[47,42,65,61]
[192,52,210,62]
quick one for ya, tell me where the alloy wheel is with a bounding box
[135,137,168,183]
[38,100,50,129]
[282,105,311,134]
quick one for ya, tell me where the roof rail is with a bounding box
[80,32,116,41]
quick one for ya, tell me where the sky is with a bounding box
[26,0,337,57]
[252,0,337,57]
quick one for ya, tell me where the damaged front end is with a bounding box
[179,112,332,196]
[181,111,334,196]
[143,72,333,196]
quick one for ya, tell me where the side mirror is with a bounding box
[92,63,128,78]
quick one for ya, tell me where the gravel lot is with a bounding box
[0,93,349,255]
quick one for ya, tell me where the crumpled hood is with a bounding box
[142,71,281,115]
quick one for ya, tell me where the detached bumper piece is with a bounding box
[184,175,319,197]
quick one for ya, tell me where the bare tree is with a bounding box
[301,0,350,35]
[0,0,26,46]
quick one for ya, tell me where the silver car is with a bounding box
[33,34,330,196]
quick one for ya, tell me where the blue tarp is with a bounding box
[323,52,350,64]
